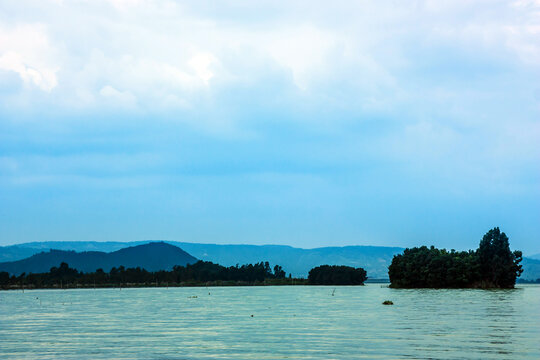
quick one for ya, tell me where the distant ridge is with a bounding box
[522,257,540,281]
[2,240,538,279]
[0,242,197,276]
[0,241,403,278]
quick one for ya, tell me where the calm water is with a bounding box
[1,284,539,359]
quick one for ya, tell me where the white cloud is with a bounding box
[99,85,136,107]
[0,24,59,91]
[106,0,144,11]
[188,53,217,84]
[263,25,337,90]
[0,0,538,123]
[0,51,57,91]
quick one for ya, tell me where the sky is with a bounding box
[0,0,539,254]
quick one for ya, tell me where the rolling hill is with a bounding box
[0,242,197,276]
[522,257,540,281]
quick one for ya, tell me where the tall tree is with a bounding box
[477,227,523,288]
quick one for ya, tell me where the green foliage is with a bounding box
[517,278,540,284]
[273,265,286,279]
[0,271,9,285]
[0,260,292,289]
[308,265,367,285]
[388,227,523,289]
[477,227,523,288]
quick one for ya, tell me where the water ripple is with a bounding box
[0,285,539,359]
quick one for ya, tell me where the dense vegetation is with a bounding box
[0,261,371,289]
[388,228,523,288]
[0,260,296,289]
[308,265,367,285]
[516,278,540,284]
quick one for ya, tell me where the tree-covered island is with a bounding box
[308,265,367,285]
[388,228,523,288]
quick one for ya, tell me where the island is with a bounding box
[308,265,367,285]
[388,227,523,288]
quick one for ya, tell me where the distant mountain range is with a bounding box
[1,241,538,280]
[0,242,197,275]
[0,241,402,278]
[522,257,540,281]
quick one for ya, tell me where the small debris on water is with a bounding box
[250,314,254,317]
[382,300,394,305]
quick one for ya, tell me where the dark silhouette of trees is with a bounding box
[273,265,286,278]
[0,271,9,286]
[308,265,367,285]
[0,260,297,289]
[477,227,523,288]
[388,227,523,288]
[517,278,540,284]
[388,246,479,288]
[49,262,79,283]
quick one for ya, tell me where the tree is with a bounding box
[273,265,286,278]
[308,265,367,285]
[388,227,523,288]
[0,271,9,286]
[477,227,523,288]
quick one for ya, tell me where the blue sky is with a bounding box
[0,0,539,253]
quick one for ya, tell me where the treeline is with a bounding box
[0,261,292,289]
[0,261,372,289]
[517,278,540,284]
[308,265,367,285]
[388,227,523,289]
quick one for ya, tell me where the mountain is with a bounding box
[521,257,540,281]
[2,240,537,280]
[0,242,197,276]
[527,253,540,261]
[0,241,146,262]
[174,243,403,278]
[0,241,402,278]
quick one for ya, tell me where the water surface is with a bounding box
[1,284,539,359]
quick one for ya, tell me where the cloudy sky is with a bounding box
[1,0,539,253]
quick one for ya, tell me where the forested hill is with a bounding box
[0,242,197,276]
[0,241,403,278]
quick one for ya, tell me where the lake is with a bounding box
[1,284,539,359]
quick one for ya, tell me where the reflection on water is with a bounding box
[1,285,539,359]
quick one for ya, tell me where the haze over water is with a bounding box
[1,284,539,359]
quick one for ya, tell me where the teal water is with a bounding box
[1,284,539,359]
